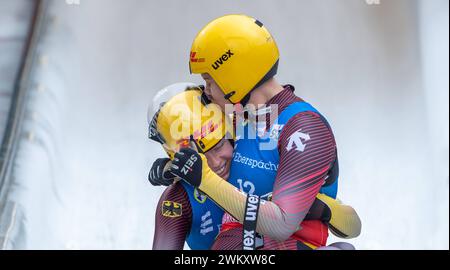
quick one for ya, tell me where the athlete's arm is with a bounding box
[171,112,336,242]
[264,111,337,240]
[152,183,192,250]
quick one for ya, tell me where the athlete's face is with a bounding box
[204,138,233,180]
[202,73,230,111]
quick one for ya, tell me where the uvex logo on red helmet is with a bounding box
[212,50,234,70]
[190,52,205,63]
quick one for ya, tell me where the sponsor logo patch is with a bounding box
[243,194,260,250]
[162,201,182,218]
[211,50,234,70]
[190,52,205,63]
[194,188,207,204]
[286,130,311,152]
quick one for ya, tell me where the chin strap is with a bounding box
[224,91,252,108]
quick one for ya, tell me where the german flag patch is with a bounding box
[162,201,182,218]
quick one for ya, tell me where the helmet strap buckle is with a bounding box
[224,91,236,101]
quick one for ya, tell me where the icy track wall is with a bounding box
[0,0,40,249]
[1,1,71,249]
[4,0,449,249]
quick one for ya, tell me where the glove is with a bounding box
[169,148,205,188]
[315,193,362,239]
[148,157,176,186]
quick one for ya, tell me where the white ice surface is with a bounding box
[5,0,449,249]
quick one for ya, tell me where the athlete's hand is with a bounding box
[169,148,206,188]
[148,157,176,186]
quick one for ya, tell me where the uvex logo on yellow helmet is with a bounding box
[211,50,234,70]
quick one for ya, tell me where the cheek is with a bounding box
[211,85,223,100]
[204,153,216,169]
[220,142,234,161]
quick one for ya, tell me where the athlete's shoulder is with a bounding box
[277,102,336,155]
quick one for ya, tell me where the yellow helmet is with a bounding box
[149,84,229,159]
[189,14,279,104]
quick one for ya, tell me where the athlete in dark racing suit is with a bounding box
[149,86,232,250]
[167,14,362,250]
[211,85,345,249]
